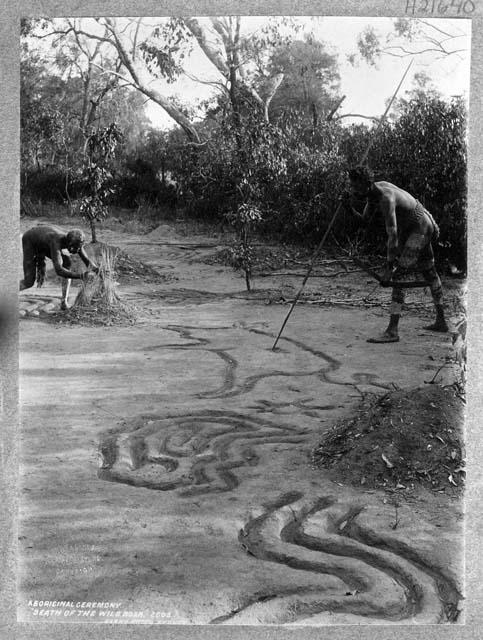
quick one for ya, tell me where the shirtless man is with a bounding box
[20,224,98,310]
[348,166,448,343]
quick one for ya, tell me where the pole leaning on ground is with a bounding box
[271,59,414,351]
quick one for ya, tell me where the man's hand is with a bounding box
[80,270,96,282]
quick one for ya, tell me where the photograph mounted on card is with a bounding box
[17,12,470,626]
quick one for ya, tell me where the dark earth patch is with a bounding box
[312,385,465,497]
[113,246,174,283]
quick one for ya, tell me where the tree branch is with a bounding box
[132,17,143,60]
[67,19,90,60]
[326,95,346,121]
[90,62,137,89]
[334,113,380,122]
[101,17,201,142]
[182,70,229,93]
[184,17,229,78]
[33,26,115,47]
[418,19,463,39]
[211,17,229,42]
[383,44,465,57]
[263,72,284,122]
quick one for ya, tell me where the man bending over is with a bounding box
[348,166,448,343]
[20,225,98,310]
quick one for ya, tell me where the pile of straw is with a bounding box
[61,244,137,326]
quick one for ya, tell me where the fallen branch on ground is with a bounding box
[274,297,435,309]
[256,269,365,278]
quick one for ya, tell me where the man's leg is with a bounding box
[61,278,72,310]
[421,266,448,332]
[367,232,421,344]
[367,286,403,343]
[19,239,36,291]
[60,254,72,310]
[419,237,448,332]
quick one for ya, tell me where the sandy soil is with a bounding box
[17,216,464,625]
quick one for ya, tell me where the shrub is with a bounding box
[21,169,69,203]
[21,95,467,270]
[353,98,467,268]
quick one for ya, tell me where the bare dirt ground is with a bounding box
[18,214,465,625]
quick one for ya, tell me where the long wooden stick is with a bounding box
[350,256,428,288]
[271,59,414,351]
[358,58,414,167]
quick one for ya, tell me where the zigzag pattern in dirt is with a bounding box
[210,492,461,625]
[98,410,309,496]
[143,325,391,400]
[248,327,393,392]
[97,325,393,495]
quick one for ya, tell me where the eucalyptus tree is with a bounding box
[350,17,469,66]
[27,17,319,140]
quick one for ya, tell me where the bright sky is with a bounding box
[144,16,471,129]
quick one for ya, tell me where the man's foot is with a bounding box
[423,321,449,333]
[367,332,400,343]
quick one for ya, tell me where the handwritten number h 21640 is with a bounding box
[405,0,475,13]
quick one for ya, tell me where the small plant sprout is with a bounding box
[79,123,124,243]
[226,202,263,291]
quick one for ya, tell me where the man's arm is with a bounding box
[362,201,375,220]
[51,247,83,280]
[351,198,378,223]
[381,194,398,264]
[78,246,97,271]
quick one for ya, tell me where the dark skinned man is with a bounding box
[20,225,98,310]
[348,166,448,343]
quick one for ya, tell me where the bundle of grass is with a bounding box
[63,244,137,326]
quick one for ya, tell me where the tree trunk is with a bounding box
[228,61,243,153]
[312,103,319,133]
[229,63,240,129]
[245,269,251,292]
[90,218,97,243]
[242,224,251,291]
[184,18,229,76]
[80,72,91,132]
[86,76,119,130]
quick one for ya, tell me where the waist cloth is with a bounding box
[403,200,439,242]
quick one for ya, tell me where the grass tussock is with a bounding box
[60,244,137,326]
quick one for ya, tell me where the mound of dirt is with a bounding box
[71,241,165,284]
[312,385,465,496]
[203,245,314,271]
[145,223,178,240]
[115,248,169,283]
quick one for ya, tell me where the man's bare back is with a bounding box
[366,181,434,240]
